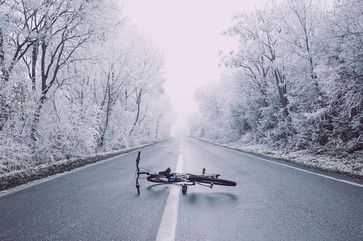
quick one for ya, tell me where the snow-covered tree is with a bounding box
[0,0,173,173]
[191,0,362,155]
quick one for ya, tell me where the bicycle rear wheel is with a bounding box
[188,175,236,186]
[147,174,169,183]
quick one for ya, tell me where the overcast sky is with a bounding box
[122,0,270,135]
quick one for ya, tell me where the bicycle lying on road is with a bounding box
[135,151,236,195]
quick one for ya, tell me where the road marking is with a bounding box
[156,144,183,241]
[207,141,363,188]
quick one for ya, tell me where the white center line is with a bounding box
[156,144,183,241]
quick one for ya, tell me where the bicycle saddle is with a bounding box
[159,167,171,176]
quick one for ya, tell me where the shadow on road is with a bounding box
[182,192,238,205]
[143,184,238,206]
[145,183,168,195]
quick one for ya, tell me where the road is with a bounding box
[0,138,362,241]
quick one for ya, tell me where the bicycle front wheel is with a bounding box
[188,175,236,186]
[147,174,169,183]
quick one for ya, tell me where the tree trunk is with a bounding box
[155,114,162,140]
[274,68,289,118]
[128,89,142,137]
[98,86,112,149]
[30,95,46,142]
[31,42,39,91]
[0,28,8,83]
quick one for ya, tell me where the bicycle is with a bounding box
[135,151,236,195]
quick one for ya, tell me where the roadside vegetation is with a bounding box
[190,0,363,176]
[0,0,173,176]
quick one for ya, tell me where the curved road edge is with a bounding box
[193,137,363,184]
[0,139,169,192]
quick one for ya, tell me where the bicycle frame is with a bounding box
[135,151,236,195]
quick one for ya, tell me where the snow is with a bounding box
[189,0,363,180]
[199,138,363,179]
[0,0,174,187]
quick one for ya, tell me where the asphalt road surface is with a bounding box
[0,138,362,241]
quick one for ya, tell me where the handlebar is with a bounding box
[136,151,141,195]
[136,151,140,170]
[135,151,151,195]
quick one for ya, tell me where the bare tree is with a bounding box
[285,0,326,107]
[27,0,95,142]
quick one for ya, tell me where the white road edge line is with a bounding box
[156,143,183,241]
[0,143,162,198]
[207,141,363,188]
[0,153,133,198]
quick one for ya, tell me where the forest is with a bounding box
[190,0,362,166]
[1,0,362,178]
[0,0,173,174]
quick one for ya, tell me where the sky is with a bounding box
[122,0,270,136]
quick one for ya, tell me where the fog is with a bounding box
[123,0,271,136]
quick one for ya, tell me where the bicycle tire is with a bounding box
[147,174,169,183]
[188,175,236,186]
